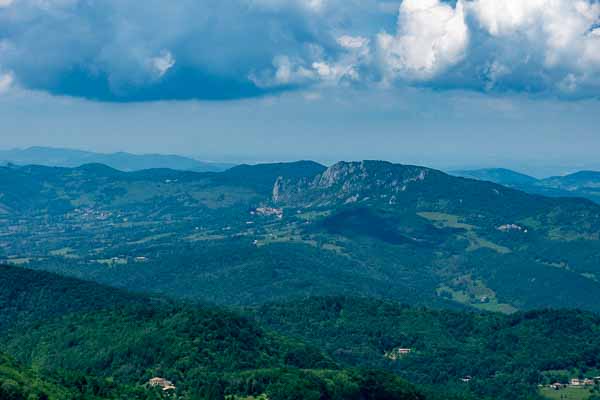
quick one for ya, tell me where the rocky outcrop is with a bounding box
[272,160,437,207]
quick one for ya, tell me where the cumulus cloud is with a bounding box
[250,34,371,88]
[479,0,600,95]
[376,0,600,96]
[0,0,599,101]
[377,0,469,81]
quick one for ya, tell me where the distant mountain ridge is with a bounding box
[452,167,600,203]
[0,146,234,172]
[451,168,538,187]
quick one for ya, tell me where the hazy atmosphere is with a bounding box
[1,0,600,176]
[3,2,600,400]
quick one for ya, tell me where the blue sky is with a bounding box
[1,0,600,175]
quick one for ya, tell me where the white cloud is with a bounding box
[253,34,370,88]
[337,35,369,50]
[0,71,14,93]
[150,51,176,78]
[377,0,469,81]
[1,0,600,100]
[373,0,600,96]
[250,55,316,87]
[467,0,600,93]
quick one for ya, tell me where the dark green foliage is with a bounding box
[0,264,152,333]
[0,264,426,400]
[2,304,331,383]
[320,208,455,246]
[0,351,72,400]
[253,296,600,400]
[215,368,424,400]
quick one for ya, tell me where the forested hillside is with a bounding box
[2,160,600,313]
[0,264,424,400]
[253,297,600,400]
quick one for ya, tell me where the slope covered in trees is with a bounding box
[3,160,600,313]
[253,296,600,400]
[0,265,424,400]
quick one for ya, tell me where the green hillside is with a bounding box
[0,264,155,332]
[0,351,75,400]
[0,265,424,400]
[253,296,600,400]
[2,161,600,312]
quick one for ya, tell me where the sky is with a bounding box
[1,0,600,176]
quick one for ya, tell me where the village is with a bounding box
[547,377,600,390]
[538,376,600,400]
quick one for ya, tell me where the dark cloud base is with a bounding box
[34,66,275,102]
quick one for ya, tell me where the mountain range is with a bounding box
[452,168,600,203]
[2,160,600,314]
[0,146,233,172]
[2,159,600,399]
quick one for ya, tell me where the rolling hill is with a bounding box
[2,160,600,313]
[0,264,424,400]
[4,264,600,399]
[452,168,600,204]
[450,168,538,188]
[0,146,233,172]
[252,296,600,400]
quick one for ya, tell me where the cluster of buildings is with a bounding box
[497,223,528,233]
[252,207,283,219]
[549,377,600,390]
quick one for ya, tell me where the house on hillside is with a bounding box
[384,347,412,360]
[148,377,176,391]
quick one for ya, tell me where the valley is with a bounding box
[1,160,600,399]
[2,161,600,312]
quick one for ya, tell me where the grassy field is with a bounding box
[418,212,511,254]
[437,277,518,314]
[540,386,595,400]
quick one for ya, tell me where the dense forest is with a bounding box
[0,264,424,400]
[2,265,600,399]
[253,296,600,400]
[2,161,600,399]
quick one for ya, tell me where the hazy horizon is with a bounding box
[2,0,600,177]
[1,142,598,179]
